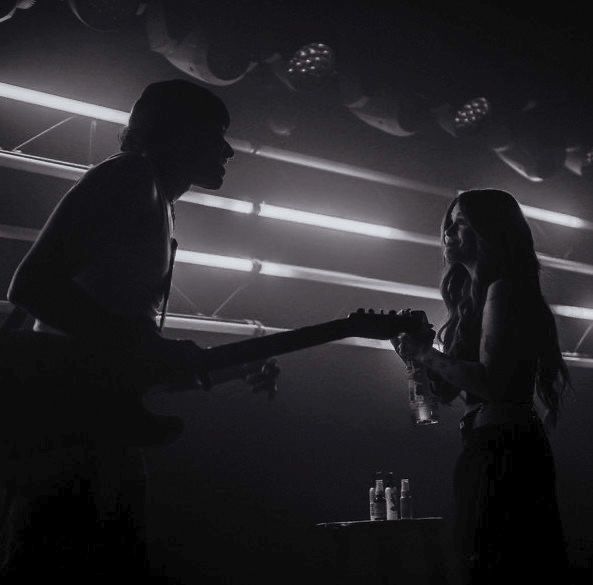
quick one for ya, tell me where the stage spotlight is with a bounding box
[493,105,567,182]
[145,0,256,86]
[453,97,491,135]
[68,0,145,31]
[435,96,511,148]
[286,42,335,91]
[0,0,34,24]
[341,78,429,137]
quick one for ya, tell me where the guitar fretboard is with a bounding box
[205,318,351,371]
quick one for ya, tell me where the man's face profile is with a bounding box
[176,121,234,190]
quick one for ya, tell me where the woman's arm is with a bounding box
[417,347,489,399]
[403,279,520,402]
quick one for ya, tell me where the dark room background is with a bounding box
[1,2,593,583]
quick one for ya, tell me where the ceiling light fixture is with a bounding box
[145,0,256,86]
[0,86,590,228]
[68,0,145,31]
[0,0,35,24]
[286,42,335,91]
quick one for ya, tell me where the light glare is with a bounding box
[175,250,253,272]
[0,84,591,230]
[0,82,129,124]
[520,204,590,229]
[550,305,593,321]
[258,203,440,245]
[181,191,254,214]
[1,150,593,276]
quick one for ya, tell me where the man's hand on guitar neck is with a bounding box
[145,337,280,397]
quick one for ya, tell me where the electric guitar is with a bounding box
[0,308,427,452]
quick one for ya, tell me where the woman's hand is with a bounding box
[391,309,435,362]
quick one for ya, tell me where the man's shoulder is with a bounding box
[85,151,154,183]
[68,152,157,211]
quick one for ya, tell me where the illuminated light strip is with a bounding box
[1,150,593,277]
[0,224,38,242]
[562,353,593,368]
[0,82,129,125]
[536,254,593,277]
[1,83,592,229]
[175,250,253,272]
[0,149,87,181]
[181,191,254,214]
[174,249,442,300]
[149,252,593,322]
[550,305,593,321]
[519,204,593,230]
[175,196,593,276]
[1,149,593,278]
[6,216,592,322]
[244,144,452,196]
[257,202,440,245]
[2,229,591,320]
[0,300,591,364]
[0,83,446,197]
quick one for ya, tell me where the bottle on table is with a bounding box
[370,471,386,521]
[400,478,413,519]
[385,472,399,520]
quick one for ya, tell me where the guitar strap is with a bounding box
[159,238,177,332]
[157,180,177,332]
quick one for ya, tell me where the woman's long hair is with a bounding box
[438,189,571,426]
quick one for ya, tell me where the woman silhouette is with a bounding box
[393,189,570,584]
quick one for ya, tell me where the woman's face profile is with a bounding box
[444,202,477,265]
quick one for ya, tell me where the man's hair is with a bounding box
[120,79,230,153]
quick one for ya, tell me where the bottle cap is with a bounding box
[400,478,410,493]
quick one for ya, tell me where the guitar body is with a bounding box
[0,308,425,457]
[0,330,184,459]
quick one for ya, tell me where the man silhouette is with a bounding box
[2,79,234,582]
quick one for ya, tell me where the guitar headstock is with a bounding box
[345,308,425,340]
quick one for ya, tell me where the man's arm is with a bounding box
[7,155,163,348]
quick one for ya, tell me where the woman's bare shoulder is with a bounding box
[486,279,513,300]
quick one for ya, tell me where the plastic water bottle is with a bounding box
[400,478,413,519]
[385,472,399,520]
[370,472,386,521]
[406,360,439,425]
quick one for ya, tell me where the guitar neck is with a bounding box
[204,318,351,371]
